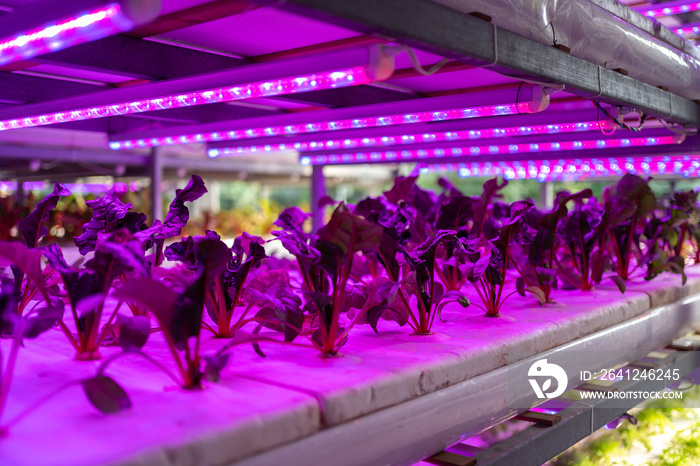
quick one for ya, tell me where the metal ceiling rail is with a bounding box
[233,293,700,466]
[251,0,700,126]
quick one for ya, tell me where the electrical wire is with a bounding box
[515,81,525,114]
[403,46,451,76]
[659,118,699,136]
[596,103,616,136]
[592,100,647,132]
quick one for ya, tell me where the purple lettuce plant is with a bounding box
[44,229,150,360]
[601,174,656,281]
[642,190,694,283]
[555,195,609,291]
[73,176,207,317]
[512,189,593,304]
[0,183,71,318]
[271,206,387,348]
[461,201,533,316]
[431,178,510,291]
[352,192,470,333]
[0,280,62,434]
[397,231,470,332]
[115,236,232,389]
[272,207,326,296]
[0,284,139,430]
[165,231,302,340]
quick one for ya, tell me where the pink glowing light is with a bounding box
[112,104,526,151]
[672,24,700,36]
[0,67,369,132]
[638,1,700,17]
[208,121,610,157]
[0,3,129,67]
[301,136,679,165]
[419,156,700,181]
[0,181,46,191]
[0,181,131,193]
[66,182,129,193]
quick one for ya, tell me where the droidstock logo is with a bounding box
[528,359,568,399]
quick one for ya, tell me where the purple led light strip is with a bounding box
[0,3,126,67]
[672,23,700,36]
[208,120,611,157]
[301,136,679,165]
[0,181,134,193]
[420,156,700,181]
[0,66,369,132]
[112,103,527,150]
[637,1,700,17]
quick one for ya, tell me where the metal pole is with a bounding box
[311,165,326,232]
[15,180,25,205]
[149,147,163,223]
[540,181,554,209]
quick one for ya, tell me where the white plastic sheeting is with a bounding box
[433,0,700,102]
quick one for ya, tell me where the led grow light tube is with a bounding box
[0,44,394,132]
[207,120,611,157]
[419,155,700,181]
[0,0,160,67]
[0,67,368,131]
[114,103,525,151]
[0,181,46,191]
[672,22,700,37]
[635,1,700,18]
[300,135,680,166]
[0,181,133,193]
[109,86,551,150]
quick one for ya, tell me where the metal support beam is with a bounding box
[252,0,700,125]
[311,165,325,232]
[150,148,164,223]
[0,71,101,104]
[127,0,261,38]
[274,84,419,109]
[160,156,308,176]
[33,34,249,80]
[15,181,24,204]
[539,182,553,209]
